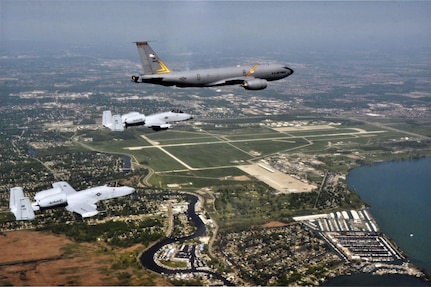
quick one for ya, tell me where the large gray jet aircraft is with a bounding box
[131,42,293,90]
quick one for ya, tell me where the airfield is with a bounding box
[84,119,388,191]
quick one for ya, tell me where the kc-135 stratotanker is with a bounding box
[131,41,293,90]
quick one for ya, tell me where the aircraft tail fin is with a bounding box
[10,187,35,221]
[103,110,113,128]
[135,42,171,75]
[102,110,124,131]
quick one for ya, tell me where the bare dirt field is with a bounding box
[272,124,336,132]
[239,164,316,193]
[0,230,170,286]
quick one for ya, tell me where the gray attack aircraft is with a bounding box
[102,109,193,131]
[131,41,293,90]
[10,182,135,220]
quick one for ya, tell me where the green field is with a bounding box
[148,168,253,189]
[146,130,220,145]
[79,121,430,190]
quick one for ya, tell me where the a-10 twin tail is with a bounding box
[10,181,135,220]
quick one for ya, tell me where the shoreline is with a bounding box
[345,157,431,279]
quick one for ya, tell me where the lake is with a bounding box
[331,157,431,286]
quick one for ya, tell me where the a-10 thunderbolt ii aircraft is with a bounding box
[131,41,294,90]
[9,181,135,220]
[102,109,193,131]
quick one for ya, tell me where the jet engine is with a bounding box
[121,112,146,129]
[34,187,62,202]
[36,192,67,208]
[241,79,268,90]
[131,75,140,82]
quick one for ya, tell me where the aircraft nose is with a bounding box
[124,187,135,195]
[285,67,294,76]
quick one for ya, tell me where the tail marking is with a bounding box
[135,41,171,75]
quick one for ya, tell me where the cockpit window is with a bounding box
[107,182,123,187]
[171,109,183,113]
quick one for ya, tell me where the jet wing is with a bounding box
[145,118,164,127]
[144,116,171,130]
[209,76,252,86]
[66,201,99,218]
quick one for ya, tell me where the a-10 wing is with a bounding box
[144,116,171,130]
[66,201,98,218]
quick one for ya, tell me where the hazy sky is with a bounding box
[1,0,430,58]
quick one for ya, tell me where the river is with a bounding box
[139,194,234,285]
[140,158,431,286]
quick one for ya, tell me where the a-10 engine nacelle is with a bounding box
[36,192,67,208]
[121,112,146,128]
[34,186,62,202]
[241,79,268,90]
[33,186,65,210]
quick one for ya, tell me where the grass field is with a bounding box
[79,120,425,190]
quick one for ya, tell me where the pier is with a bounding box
[294,209,406,263]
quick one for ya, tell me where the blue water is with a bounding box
[322,273,429,286]
[346,157,431,274]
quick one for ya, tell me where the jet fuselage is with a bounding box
[139,64,293,87]
[132,41,293,90]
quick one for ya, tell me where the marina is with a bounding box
[294,209,402,263]
[294,209,379,233]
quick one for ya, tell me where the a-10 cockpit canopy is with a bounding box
[171,109,184,113]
